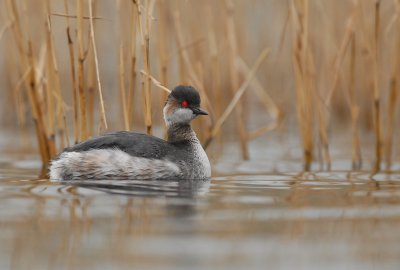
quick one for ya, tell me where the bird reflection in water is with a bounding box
[69,178,211,218]
[70,179,211,198]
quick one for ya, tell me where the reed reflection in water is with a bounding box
[1,158,400,270]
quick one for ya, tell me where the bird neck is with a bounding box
[167,123,197,143]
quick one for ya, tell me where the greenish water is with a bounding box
[1,152,400,270]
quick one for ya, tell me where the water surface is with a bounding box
[1,154,400,270]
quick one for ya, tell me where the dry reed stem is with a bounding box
[119,44,130,130]
[51,13,106,20]
[305,47,331,170]
[127,1,138,130]
[7,0,55,169]
[193,61,207,141]
[77,0,88,141]
[177,41,185,83]
[86,1,96,134]
[384,0,400,36]
[348,34,362,170]
[237,57,279,119]
[64,0,79,143]
[382,0,399,169]
[46,0,69,151]
[290,0,331,170]
[6,0,26,61]
[327,1,361,170]
[156,1,169,138]
[350,36,362,170]
[373,0,382,172]
[6,0,29,128]
[27,42,51,168]
[172,10,214,117]
[206,3,223,153]
[88,0,108,130]
[326,3,357,105]
[14,68,31,126]
[237,57,280,116]
[384,15,400,169]
[204,47,270,149]
[45,2,56,157]
[291,0,314,171]
[237,57,280,140]
[87,43,96,134]
[315,96,331,170]
[292,0,331,170]
[140,70,171,93]
[226,0,249,160]
[165,37,206,62]
[0,20,12,41]
[136,0,154,134]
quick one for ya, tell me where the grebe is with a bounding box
[49,85,211,181]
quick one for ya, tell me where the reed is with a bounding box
[330,2,361,170]
[87,46,96,134]
[172,10,213,114]
[204,47,271,149]
[237,57,280,140]
[44,2,57,158]
[225,0,249,160]
[88,0,107,131]
[384,3,400,170]
[2,0,400,173]
[118,44,129,130]
[0,21,12,41]
[46,0,70,151]
[372,0,382,173]
[206,3,223,152]
[156,0,169,138]
[348,34,362,170]
[76,0,88,141]
[27,42,51,170]
[291,0,314,171]
[135,0,154,135]
[63,0,79,143]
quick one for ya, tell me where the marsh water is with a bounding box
[1,135,400,270]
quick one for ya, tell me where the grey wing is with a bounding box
[64,131,172,159]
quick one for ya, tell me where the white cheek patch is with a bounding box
[165,108,194,125]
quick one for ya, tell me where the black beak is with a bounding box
[191,107,208,115]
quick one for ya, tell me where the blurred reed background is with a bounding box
[0,0,399,173]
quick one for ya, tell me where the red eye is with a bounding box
[181,100,189,108]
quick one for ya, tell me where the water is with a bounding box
[1,153,400,270]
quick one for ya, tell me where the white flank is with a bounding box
[49,149,181,181]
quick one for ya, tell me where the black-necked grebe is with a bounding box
[49,85,211,181]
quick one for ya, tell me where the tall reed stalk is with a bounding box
[225,0,249,160]
[64,0,79,143]
[372,0,382,173]
[291,0,314,171]
[76,0,88,141]
[384,12,400,170]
